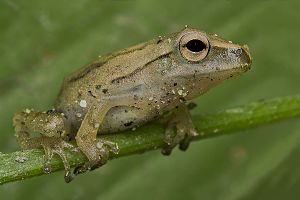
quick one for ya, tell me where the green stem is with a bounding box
[1,95,300,185]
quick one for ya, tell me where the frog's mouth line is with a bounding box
[207,64,251,81]
[169,62,250,83]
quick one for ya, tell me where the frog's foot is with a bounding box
[13,110,75,182]
[161,114,198,156]
[73,138,119,175]
[40,137,75,183]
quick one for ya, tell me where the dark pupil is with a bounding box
[186,39,206,52]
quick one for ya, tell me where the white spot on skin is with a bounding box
[47,121,57,130]
[178,90,183,96]
[161,70,167,75]
[148,97,154,101]
[94,123,100,128]
[79,100,87,108]
[25,108,31,114]
[76,113,82,118]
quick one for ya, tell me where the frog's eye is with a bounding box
[179,32,209,62]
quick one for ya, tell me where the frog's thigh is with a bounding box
[13,111,65,149]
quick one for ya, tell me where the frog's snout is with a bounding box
[243,44,249,52]
[241,44,252,70]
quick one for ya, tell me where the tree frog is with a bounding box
[13,27,251,182]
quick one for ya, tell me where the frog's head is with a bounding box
[169,27,252,98]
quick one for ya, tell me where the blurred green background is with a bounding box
[1,0,300,199]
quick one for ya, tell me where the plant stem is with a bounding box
[1,95,300,185]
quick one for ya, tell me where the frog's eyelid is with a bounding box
[179,32,210,62]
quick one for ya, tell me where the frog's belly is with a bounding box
[99,106,155,134]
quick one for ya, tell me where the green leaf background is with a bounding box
[0,0,300,199]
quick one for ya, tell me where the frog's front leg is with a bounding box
[13,110,74,182]
[73,99,127,175]
[161,104,198,156]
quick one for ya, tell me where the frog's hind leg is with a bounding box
[73,96,141,175]
[13,110,75,182]
[161,104,198,155]
[73,102,120,175]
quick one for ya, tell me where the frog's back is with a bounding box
[55,37,174,109]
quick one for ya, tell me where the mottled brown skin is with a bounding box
[13,27,252,182]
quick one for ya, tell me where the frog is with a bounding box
[13,26,252,182]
